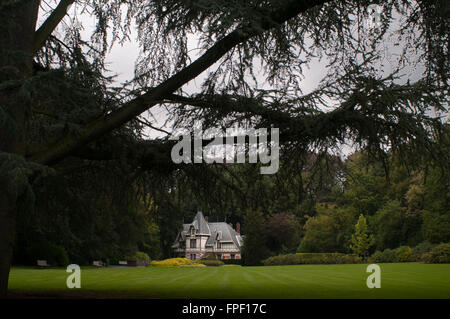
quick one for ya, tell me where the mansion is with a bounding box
[172,212,243,260]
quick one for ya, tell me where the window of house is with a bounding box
[190,254,196,260]
[216,254,222,259]
[190,239,196,248]
[217,241,221,249]
[230,254,235,260]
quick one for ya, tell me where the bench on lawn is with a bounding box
[37,260,50,267]
[118,260,128,266]
[92,260,103,267]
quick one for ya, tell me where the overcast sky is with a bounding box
[36,1,445,156]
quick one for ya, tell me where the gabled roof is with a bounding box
[174,211,243,248]
[206,222,243,248]
[191,211,211,235]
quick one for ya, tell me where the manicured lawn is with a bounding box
[7,263,450,298]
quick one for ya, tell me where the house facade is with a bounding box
[172,212,243,260]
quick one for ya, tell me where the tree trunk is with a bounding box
[0,0,39,297]
[0,193,16,297]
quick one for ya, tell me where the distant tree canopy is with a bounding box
[0,0,448,295]
[295,144,449,256]
[237,141,449,264]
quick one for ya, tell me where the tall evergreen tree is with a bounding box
[241,210,269,266]
[350,214,376,258]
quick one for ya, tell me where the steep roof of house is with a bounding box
[206,222,242,247]
[191,211,211,235]
[173,211,243,248]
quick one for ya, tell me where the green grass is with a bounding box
[7,263,450,298]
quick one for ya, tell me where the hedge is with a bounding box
[395,246,414,262]
[262,253,362,266]
[412,241,436,260]
[422,243,450,263]
[369,247,415,263]
[150,258,194,267]
[368,249,396,263]
[369,243,448,263]
[196,260,224,267]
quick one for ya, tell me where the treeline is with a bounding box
[13,161,163,266]
[301,152,449,252]
[14,143,448,266]
[241,146,450,265]
[13,109,449,266]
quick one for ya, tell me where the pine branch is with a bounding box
[29,0,330,165]
[33,0,75,53]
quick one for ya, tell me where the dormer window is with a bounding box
[190,226,195,236]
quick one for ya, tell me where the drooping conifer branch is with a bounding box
[33,0,75,53]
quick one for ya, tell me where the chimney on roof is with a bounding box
[236,222,240,234]
[205,216,209,223]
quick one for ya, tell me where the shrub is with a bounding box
[126,251,150,262]
[135,251,150,261]
[424,243,450,263]
[368,251,383,263]
[369,248,400,263]
[204,253,219,260]
[262,253,362,266]
[50,244,69,266]
[27,241,69,266]
[125,251,151,266]
[150,258,194,267]
[421,253,433,263]
[198,260,224,267]
[395,246,413,262]
[412,242,436,261]
[380,249,397,262]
